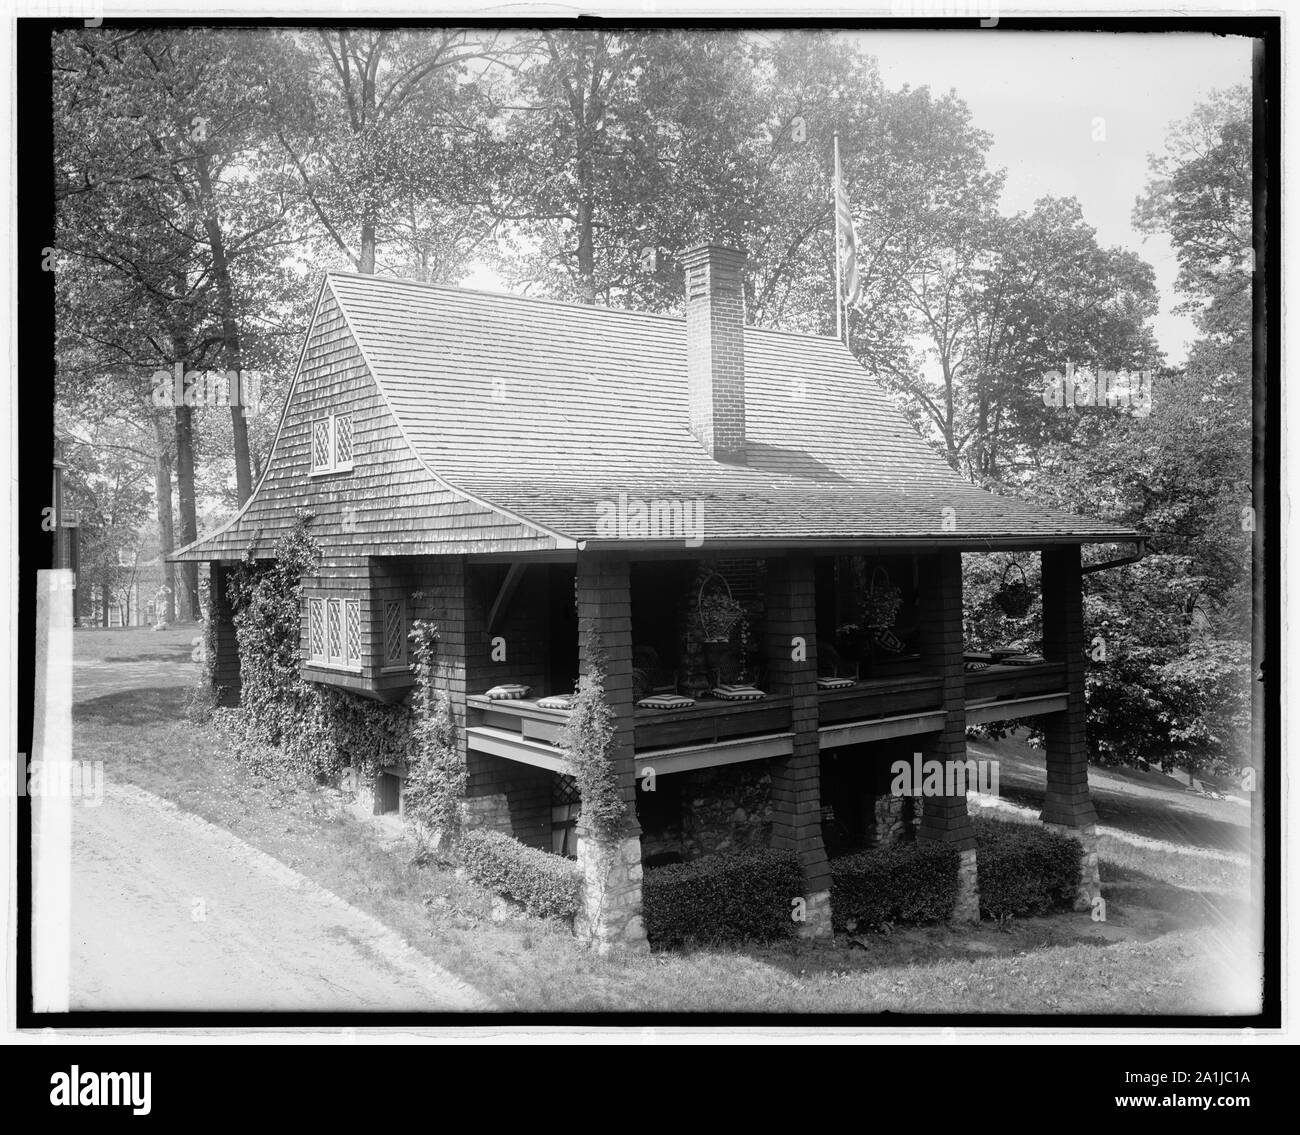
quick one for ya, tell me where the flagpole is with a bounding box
[833,131,842,343]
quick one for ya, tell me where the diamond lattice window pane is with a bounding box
[384,600,404,664]
[335,414,353,465]
[309,598,324,659]
[313,418,331,469]
[327,599,342,663]
[346,599,361,666]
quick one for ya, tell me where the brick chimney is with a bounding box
[682,244,747,463]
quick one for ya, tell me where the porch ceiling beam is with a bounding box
[486,562,528,635]
[965,692,1069,725]
[818,710,947,749]
[466,725,573,774]
[635,732,795,777]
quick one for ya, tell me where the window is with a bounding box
[551,775,582,859]
[311,413,354,475]
[309,598,324,659]
[308,594,362,669]
[383,599,406,667]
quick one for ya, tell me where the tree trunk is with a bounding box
[195,153,254,505]
[575,195,596,304]
[153,412,177,624]
[173,401,200,621]
[101,583,111,628]
[359,217,376,273]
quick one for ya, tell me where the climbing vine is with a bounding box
[217,511,331,777]
[402,619,466,848]
[217,511,407,782]
[559,627,627,843]
[201,514,470,833]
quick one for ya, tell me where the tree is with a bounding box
[486,23,1006,391]
[898,197,1161,478]
[55,29,305,508]
[274,28,497,278]
[58,427,152,627]
[1134,84,1252,341]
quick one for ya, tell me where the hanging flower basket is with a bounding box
[994,561,1034,617]
[861,565,902,629]
[697,573,745,643]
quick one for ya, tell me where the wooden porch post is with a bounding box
[1040,544,1101,911]
[765,553,832,937]
[573,552,647,951]
[914,550,979,921]
[207,561,241,707]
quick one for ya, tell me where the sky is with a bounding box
[869,30,1255,366]
[463,28,1255,368]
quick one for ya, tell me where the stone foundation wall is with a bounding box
[872,793,908,846]
[681,764,773,859]
[461,792,512,835]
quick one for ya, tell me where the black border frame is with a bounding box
[13,11,1282,1034]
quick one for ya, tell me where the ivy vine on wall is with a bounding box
[559,627,626,844]
[402,619,467,848]
[212,510,413,784]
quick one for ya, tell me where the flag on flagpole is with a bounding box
[834,136,862,309]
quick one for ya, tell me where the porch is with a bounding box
[464,659,1068,776]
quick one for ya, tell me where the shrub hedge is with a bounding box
[830,841,959,931]
[641,848,802,948]
[458,829,582,922]
[973,816,1082,918]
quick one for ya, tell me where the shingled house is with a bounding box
[173,245,1141,948]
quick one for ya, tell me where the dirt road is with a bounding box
[64,640,489,1012]
[68,781,488,1011]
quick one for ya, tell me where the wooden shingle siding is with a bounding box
[914,551,975,850]
[464,563,555,700]
[173,285,560,564]
[1039,545,1097,828]
[764,555,831,896]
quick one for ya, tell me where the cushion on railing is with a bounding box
[536,694,575,710]
[816,676,856,690]
[636,693,696,710]
[710,684,767,702]
[999,654,1046,666]
[485,684,531,700]
[964,661,990,672]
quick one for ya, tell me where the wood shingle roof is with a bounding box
[329,272,1137,546]
[172,272,1138,562]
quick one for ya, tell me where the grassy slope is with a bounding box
[72,626,1257,1015]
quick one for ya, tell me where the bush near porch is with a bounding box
[459,829,582,922]
[830,818,1085,932]
[974,816,1082,919]
[831,841,960,932]
[642,848,801,948]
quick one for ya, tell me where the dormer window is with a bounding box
[311,413,354,475]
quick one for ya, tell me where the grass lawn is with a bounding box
[73,625,1259,1016]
